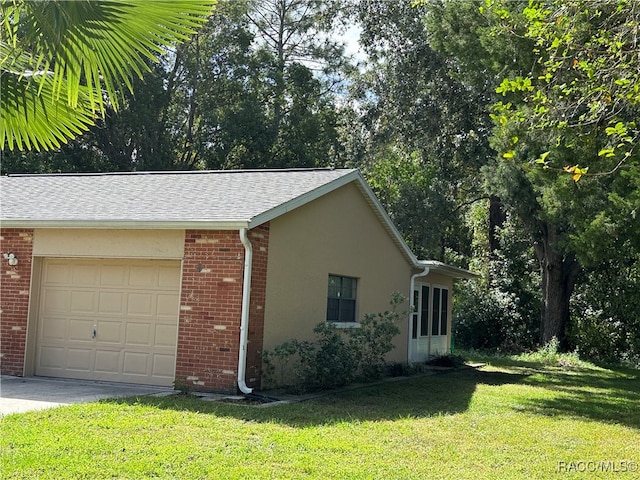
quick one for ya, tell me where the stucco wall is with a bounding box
[33,229,185,258]
[263,183,414,363]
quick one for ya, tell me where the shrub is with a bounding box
[262,293,405,392]
[453,281,538,354]
[516,338,591,369]
[348,291,404,380]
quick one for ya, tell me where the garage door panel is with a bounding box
[125,323,151,345]
[158,267,181,288]
[44,263,71,283]
[123,352,149,375]
[70,290,96,313]
[39,346,66,369]
[155,324,178,347]
[127,293,154,316]
[68,319,94,342]
[41,316,68,341]
[157,294,180,317]
[71,264,99,285]
[152,354,175,377]
[42,288,69,312]
[99,291,125,314]
[37,259,180,386]
[100,265,127,286]
[129,266,156,287]
[66,348,93,371]
[94,350,121,373]
[96,320,123,343]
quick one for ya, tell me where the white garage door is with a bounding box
[36,258,181,386]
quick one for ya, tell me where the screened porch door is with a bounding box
[410,283,449,363]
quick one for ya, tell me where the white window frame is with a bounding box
[326,274,358,324]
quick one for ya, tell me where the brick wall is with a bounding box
[245,225,269,388]
[176,226,269,392]
[0,229,34,376]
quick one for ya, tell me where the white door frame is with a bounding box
[409,281,449,363]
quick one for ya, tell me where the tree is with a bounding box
[352,0,492,262]
[160,0,348,170]
[1,0,216,152]
[2,0,349,172]
[422,0,640,351]
[490,0,640,176]
[245,0,347,142]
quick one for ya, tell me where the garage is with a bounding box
[35,258,181,386]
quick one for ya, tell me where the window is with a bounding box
[421,285,430,337]
[327,275,357,322]
[431,287,449,336]
[412,289,419,339]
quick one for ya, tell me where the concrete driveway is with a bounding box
[0,376,174,415]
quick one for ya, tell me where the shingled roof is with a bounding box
[1,168,360,228]
[0,168,478,278]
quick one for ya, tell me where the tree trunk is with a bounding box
[534,226,581,349]
[489,195,506,252]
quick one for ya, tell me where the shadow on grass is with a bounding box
[466,355,640,429]
[105,368,525,427]
[517,368,640,429]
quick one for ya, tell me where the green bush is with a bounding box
[569,258,640,367]
[349,292,403,380]
[262,293,405,392]
[453,281,538,354]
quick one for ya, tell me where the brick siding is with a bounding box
[175,226,269,392]
[245,225,269,388]
[0,226,270,390]
[0,229,34,376]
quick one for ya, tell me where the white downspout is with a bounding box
[238,228,253,394]
[408,266,430,364]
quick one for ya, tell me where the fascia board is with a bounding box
[351,175,420,266]
[247,170,361,228]
[417,260,480,279]
[0,220,250,230]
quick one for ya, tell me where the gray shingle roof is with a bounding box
[0,167,479,278]
[0,168,359,228]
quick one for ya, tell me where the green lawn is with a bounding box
[2,357,639,479]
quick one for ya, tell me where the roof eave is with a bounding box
[351,175,419,266]
[0,220,250,230]
[416,260,480,279]
[247,169,360,228]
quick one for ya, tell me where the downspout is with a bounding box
[408,266,430,364]
[238,228,253,394]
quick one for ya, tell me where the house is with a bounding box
[0,169,477,392]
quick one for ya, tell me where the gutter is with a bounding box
[408,266,430,364]
[237,228,253,394]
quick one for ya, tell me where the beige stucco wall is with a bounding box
[33,229,185,259]
[263,183,415,363]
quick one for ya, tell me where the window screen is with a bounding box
[327,275,357,322]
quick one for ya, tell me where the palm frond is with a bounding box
[1,71,94,151]
[1,0,216,151]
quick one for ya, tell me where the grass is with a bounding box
[1,355,639,479]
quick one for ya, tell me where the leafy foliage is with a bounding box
[420,0,640,353]
[2,0,350,172]
[570,255,640,367]
[353,0,490,263]
[1,0,216,151]
[487,0,640,177]
[262,294,405,392]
